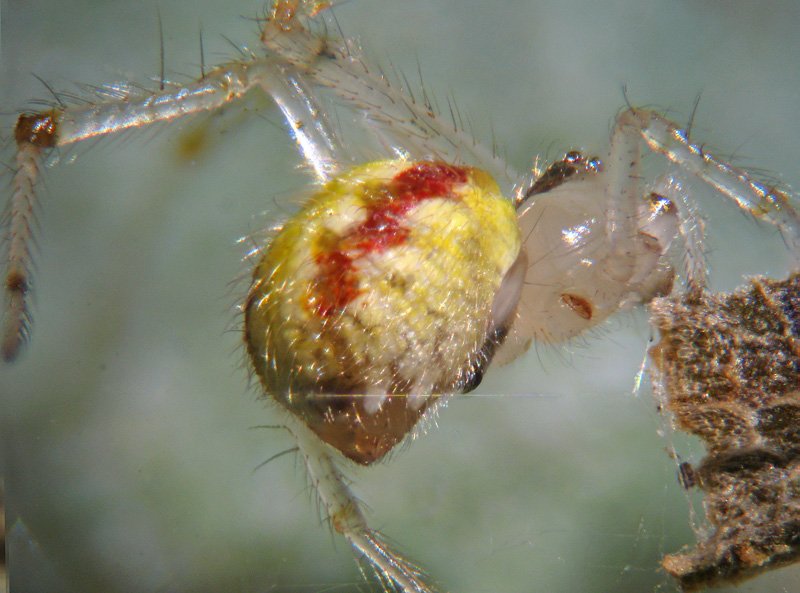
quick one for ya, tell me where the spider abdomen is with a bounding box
[244,160,522,463]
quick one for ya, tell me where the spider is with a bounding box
[1,1,800,592]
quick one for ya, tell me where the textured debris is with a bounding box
[649,272,800,591]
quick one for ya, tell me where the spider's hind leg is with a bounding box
[283,412,439,593]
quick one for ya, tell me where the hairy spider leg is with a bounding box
[624,108,800,260]
[285,412,436,593]
[3,61,281,361]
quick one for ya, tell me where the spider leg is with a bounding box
[260,0,521,195]
[619,108,800,258]
[2,61,289,361]
[604,108,649,283]
[284,411,439,593]
[2,142,40,361]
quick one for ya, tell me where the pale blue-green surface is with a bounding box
[1,1,799,592]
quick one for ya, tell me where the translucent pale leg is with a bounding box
[603,107,647,283]
[259,1,521,194]
[283,412,439,593]
[620,108,800,257]
[601,107,800,297]
[1,61,278,360]
[2,143,40,360]
[260,68,344,181]
[656,175,711,291]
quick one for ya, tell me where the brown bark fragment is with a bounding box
[650,272,800,591]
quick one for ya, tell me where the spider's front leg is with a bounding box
[621,108,800,260]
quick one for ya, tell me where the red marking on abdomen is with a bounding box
[393,161,468,198]
[313,163,468,317]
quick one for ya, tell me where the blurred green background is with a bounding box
[1,0,798,592]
